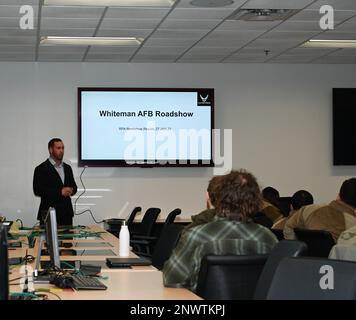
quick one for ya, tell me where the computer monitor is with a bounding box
[0,224,9,300]
[44,208,60,269]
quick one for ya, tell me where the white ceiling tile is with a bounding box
[85,53,132,59]
[178,57,222,62]
[42,6,105,19]
[143,37,197,46]
[290,9,356,22]
[177,0,248,9]
[328,49,356,56]
[38,53,84,59]
[0,45,35,53]
[41,28,96,36]
[96,29,151,37]
[187,47,235,54]
[0,52,34,60]
[286,47,338,55]
[0,36,36,44]
[261,31,319,41]
[105,7,170,19]
[273,21,322,32]
[206,30,263,40]
[88,46,137,53]
[242,0,315,10]
[217,20,279,31]
[160,19,220,30]
[100,19,160,29]
[197,37,248,47]
[0,5,38,17]
[313,55,356,63]
[308,0,356,10]
[247,38,302,49]
[270,54,316,62]
[315,31,356,39]
[0,18,38,28]
[0,1,37,4]
[41,18,100,29]
[39,46,87,54]
[0,28,36,36]
[138,46,187,54]
[151,29,207,39]
[167,8,234,20]
[334,22,356,32]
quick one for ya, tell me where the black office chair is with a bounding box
[131,208,181,254]
[253,212,273,228]
[196,254,268,300]
[254,240,307,300]
[130,207,161,238]
[267,257,356,300]
[271,229,284,241]
[277,197,292,217]
[126,206,142,232]
[294,228,335,257]
[133,224,184,270]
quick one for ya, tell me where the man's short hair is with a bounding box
[262,186,280,207]
[48,138,62,149]
[217,169,261,222]
[207,175,224,207]
[291,190,314,210]
[340,178,356,208]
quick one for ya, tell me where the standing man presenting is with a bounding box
[33,138,77,226]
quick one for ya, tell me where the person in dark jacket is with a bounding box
[33,138,77,226]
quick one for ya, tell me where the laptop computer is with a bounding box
[106,257,151,268]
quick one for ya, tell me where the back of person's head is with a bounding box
[291,190,314,210]
[339,178,356,208]
[207,175,224,208]
[217,169,261,222]
[262,186,280,207]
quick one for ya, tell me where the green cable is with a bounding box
[10,292,40,299]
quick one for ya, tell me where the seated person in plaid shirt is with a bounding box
[163,169,278,292]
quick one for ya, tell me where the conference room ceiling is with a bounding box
[0,0,356,63]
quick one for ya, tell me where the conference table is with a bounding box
[8,225,201,300]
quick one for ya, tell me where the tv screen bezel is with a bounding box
[78,87,215,167]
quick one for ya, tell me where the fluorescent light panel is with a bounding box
[303,39,356,48]
[44,0,175,6]
[40,36,143,46]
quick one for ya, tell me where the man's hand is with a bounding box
[61,187,74,197]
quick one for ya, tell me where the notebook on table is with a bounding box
[106,257,151,268]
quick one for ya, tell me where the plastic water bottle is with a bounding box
[119,220,130,257]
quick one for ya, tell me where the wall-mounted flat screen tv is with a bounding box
[78,88,214,167]
[333,88,356,166]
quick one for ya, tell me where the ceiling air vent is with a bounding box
[228,9,298,21]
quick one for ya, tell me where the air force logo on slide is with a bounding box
[197,90,212,106]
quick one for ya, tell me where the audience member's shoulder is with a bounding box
[338,225,356,245]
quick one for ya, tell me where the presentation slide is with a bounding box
[80,89,213,164]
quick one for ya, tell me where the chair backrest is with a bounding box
[271,229,284,241]
[294,228,335,257]
[151,224,184,270]
[267,257,356,300]
[163,208,181,227]
[137,208,161,236]
[253,212,273,228]
[196,254,268,300]
[127,207,142,229]
[278,197,292,217]
[254,240,307,300]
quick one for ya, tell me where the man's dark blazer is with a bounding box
[33,159,77,223]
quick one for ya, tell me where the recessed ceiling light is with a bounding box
[190,0,233,7]
[40,36,143,46]
[44,0,175,6]
[303,39,356,48]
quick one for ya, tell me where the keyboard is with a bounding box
[71,274,107,290]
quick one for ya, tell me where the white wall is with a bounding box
[0,62,355,226]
